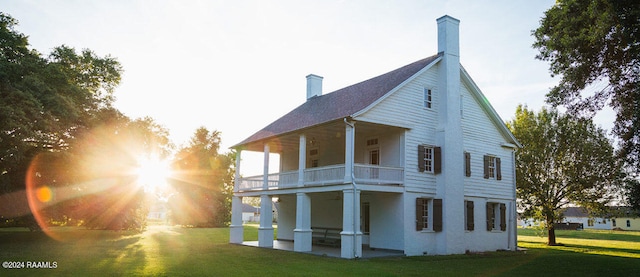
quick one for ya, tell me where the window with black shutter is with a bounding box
[433,199,442,232]
[465,200,474,231]
[464,152,471,177]
[418,145,440,174]
[486,202,506,232]
[483,155,501,180]
[416,198,442,232]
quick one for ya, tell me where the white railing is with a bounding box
[304,164,345,185]
[237,164,403,191]
[354,164,404,185]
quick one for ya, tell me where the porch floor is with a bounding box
[240,240,404,259]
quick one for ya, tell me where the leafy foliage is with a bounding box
[533,0,640,175]
[169,127,235,227]
[0,13,169,232]
[507,105,621,245]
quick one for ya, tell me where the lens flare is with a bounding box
[36,186,53,203]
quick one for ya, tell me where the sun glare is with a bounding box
[135,156,171,193]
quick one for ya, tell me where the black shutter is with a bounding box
[466,200,474,231]
[500,203,507,231]
[496,157,502,180]
[433,199,443,232]
[416,198,424,231]
[483,155,490,179]
[486,202,493,231]
[434,147,442,174]
[418,145,425,172]
[464,152,471,177]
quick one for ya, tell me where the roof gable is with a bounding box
[460,66,521,148]
[233,54,441,148]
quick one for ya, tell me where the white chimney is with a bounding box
[306,74,323,100]
[437,15,460,57]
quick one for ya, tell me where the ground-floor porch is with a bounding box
[240,240,404,259]
[230,185,406,259]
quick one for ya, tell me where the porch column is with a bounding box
[258,195,274,247]
[230,150,243,243]
[230,196,244,243]
[344,120,355,183]
[294,192,312,252]
[298,134,306,187]
[259,144,274,247]
[341,188,362,259]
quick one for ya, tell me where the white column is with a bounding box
[263,144,270,190]
[230,150,243,243]
[340,188,362,259]
[293,192,312,252]
[258,143,274,247]
[258,195,274,247]
[230,196,244,243]
[298,135,306,187]
[344,121,355,183]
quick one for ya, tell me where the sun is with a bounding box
[135,155,171,193]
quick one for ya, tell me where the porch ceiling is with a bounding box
[238,120,406,153]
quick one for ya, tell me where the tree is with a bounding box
[1,13,123,229]
[0,13,169,232]
[169,127,234,227]
[67,116,172,231]
[533,0,640,177]
[507,105,621,245]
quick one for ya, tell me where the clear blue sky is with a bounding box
[2,0,615,173]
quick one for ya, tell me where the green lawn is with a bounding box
[1,225,639,276]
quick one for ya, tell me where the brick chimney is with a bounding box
[306,74,323,100]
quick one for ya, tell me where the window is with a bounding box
[612,219,617,227]
[627,220,631,228]
[424,88,432,109]
[465,200,474,231]
[486,202,506,231]
[416,198,442,232]
[366,138,378,146]
[418,145,441,174]
[483,155,502,180]
[464,152,471,177]
[588,219,594,227]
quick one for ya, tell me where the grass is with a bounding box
[1,225,639,276]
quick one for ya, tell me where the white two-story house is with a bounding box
[229,15,520,259]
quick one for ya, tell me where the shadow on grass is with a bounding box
[0,227,146,276]
[507,244,640,276]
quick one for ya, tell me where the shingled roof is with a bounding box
[233,53,442,148]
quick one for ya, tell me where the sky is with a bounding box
[2,0,616,175]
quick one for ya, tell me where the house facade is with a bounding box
[562,207,640,231]
[229,15,520,258]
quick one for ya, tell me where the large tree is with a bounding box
[169,127,234,227]
[533,0,640,178]
[0,13,171,232]
[507,105,621,245]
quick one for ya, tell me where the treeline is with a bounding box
[0,13,233,232]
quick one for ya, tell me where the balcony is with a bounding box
[238,164,404,191]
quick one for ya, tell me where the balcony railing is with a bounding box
[237,164,404,191]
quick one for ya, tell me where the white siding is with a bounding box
[356,64,440,194]
[460,79,515,200]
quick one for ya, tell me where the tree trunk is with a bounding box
[547,226,557,246]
